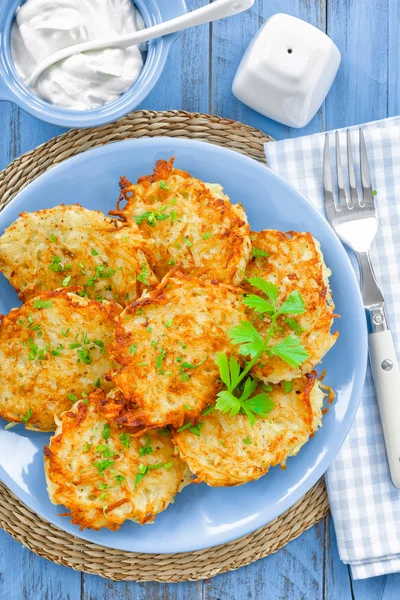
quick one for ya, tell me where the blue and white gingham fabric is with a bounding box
[264,117,400,580]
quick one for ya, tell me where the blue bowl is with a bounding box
[0,0,187,128]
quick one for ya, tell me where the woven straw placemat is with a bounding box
[0,110,329,582]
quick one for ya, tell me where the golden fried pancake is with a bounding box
[0,290,121,431]
[173,374,324,487]
[111,158,251,285]
[0,204,157,306]
[110,272,246,428]
[44,389,191,530]
[243,230,338,383]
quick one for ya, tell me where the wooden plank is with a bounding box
[139,0,209,113]
[204,522,325,600]
[324,516,353,600]
[388,0,400,117]
[82,575,202,600]
[325,0,388,129]
[0,529,81,600]
[210,0,326,140]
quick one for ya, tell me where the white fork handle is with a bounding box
[369,329,400,488]
[28,0,254,86]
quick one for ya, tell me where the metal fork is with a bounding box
[324,129,400,489]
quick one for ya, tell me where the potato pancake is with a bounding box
[173,373,324,487]
[111,158,251,285]
[243,230,338,383]
[110,272,246,428]
[0,204,157,306]
[0,290,121,431]
[44,389,191,531]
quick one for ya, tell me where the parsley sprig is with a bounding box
[214,278,309,424]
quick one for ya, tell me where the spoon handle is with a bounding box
[28,0,254,86]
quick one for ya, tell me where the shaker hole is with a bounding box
[287,48,293,54]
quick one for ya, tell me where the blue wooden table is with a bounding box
[1,1,400,598]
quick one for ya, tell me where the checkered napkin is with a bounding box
[264,117,400,580]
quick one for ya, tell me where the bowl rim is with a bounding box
[0,0,188,127]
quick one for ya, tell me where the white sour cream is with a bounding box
[11,0,145,111]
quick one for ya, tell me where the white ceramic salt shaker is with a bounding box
[232,13,341,128]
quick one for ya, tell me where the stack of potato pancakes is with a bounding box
[0,158,338,531]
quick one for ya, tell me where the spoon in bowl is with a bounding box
[28,0,254,87]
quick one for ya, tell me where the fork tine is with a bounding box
[346,129,358,208]
[335,130,347,208]
[359,129,374,207]
[323,134,337,222]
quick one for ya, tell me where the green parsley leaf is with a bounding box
[283,381,293,393]
[138,434,153,456]
[164,462,173,470]
[159,180,169,190]
[115,475,125,485]
[248,277,279,306]
[21,408,32,424]
[242,294,274,315]
[157,427,171,436]
[102,424,111,440]
[33,299,52,309]
[278,290,306,315]
[182,236,193,248]
[228,321,265,358]
[252,247,269,258]
[93,377,101,388]
[202,232,213,240]
[170,210,177,222]
[94,459,115,473]
[49,234,57,243]
[189,423,204,436]
[68,393,78,402]
[156,348,166,370]
[243,436,252,445]
[266,336,309,368]
[119,433,131,448]
[77,348,92,365]
[137,263,150,286]
[94,339,105,354]
[128,343,137,355]
[372,189,377,195]
[61,275,71,287]
[284,318,304,335]
[91,248,99,256]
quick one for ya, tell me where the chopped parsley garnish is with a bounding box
[33,299,52,309]
[372,189,377,195]
[94,459,115,473]
[128,343,137,355]
[157,427,171,436]
[94,339,105,354]
[168,259,176,266]
[115,474,125,485]
[91,248,99,256]
[93,377,101,388]
[134,462,165,488]
[102,424,111,440]
[156,348,166,371]
[21,408,32,424]
[243,436,252,445]
[48,256,71,273]
[159,180,169,190]
[28,339,47,361]
[77,348,92,365]
[252,247,269,258]
[137,263,150,286]
[283,381,293,393]
[138,434,153,456]
[170,210,177,222]
[164,319,173,328]
[49,234,57,243]
[134,211,169,226]
[164,462,173,470]
[61,275,71,287]
[119,433,131,448]
[83,443,92,452]
[68,394,78,402]
[182,236,192,247]
[202,232,213,240]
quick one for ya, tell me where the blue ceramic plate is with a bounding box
[0,138,367,553]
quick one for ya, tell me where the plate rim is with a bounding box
[0,137,368,553]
